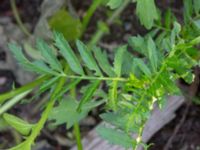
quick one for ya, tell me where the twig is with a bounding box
[10,0,31,37]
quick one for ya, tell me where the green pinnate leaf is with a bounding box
[93,47,115,77]
[8,43,32,69]
[77,81,100,112]
[100,111,137,132]
[128,35,146,56]
[133,58,151,77]
[31,60,58,75]
[108,81,118,110]
[8,43,56,75]
[136,0,158,29]
[158,72,180,94]
[107,0,123,9]
[3,113,34,136]
[171,22,181,46]
[114,45,126,77]
[147,37,158,72]
[49,97,87,129]
[49,96,103,129]
[54,32,84,75]
[36,39,62,72]
[76,40,102,76]
[96,125,133,148]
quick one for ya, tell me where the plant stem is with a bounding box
[88,27,106,48]
[27,95,55,143]
[0,76,49,104]
[0,90,31,115]
[62,75,128,82]
[88,0,131,46]
[74,122,83,150]
[26,66,69,145]
[10,0,31,37]
[82,0,102,34]
[70,81,83,150]
[107,0,130,25]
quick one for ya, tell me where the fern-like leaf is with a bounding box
[76,40,102,76]
[54,32,84,75]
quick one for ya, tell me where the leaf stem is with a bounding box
[88,0,131,46]
[82,0,102,34]
[0,90,31,115]
[0,76,49,104]
[10,0,31,37]
[74,123,83,150]
[107,0,131,25]
[26,66,69,145]
[63,74,128,82]
[70,78,83,150]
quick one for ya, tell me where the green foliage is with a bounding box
[48,9,82,41]
[36,39,62,72]
[106,0,159,29]
[96,125,133,148]
[136,0,159,29]
[76,40,102,76]
[3,1,200,150]
[7,27,200,149]
[3,113,34,136]
[49,96,104,129]
[113,45,126,77]
[77,81,100,111]
[93,47,115,76]
[107,0,123,9]
[54,32,84,75]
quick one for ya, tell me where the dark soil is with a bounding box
[149,103,200,150]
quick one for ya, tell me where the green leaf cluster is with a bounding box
[5,4,200,148]
[106,0,159,29]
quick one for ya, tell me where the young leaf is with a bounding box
[36,39,62,72]
[147,37,158,72]
[114,45,126,77]
[96,125,133,148]
[3,113,34,136]
[8,43,28,63]
[136,0,158,29]
[93,47,115,76]
[48,9,82,41]
[77,81,100,112]
[54,32,84,75]
[49,97,87,128]
[8,43,32,70]
[49,96,102,129]
[31,60,58,75]
[107,0,123,9]
[158,72,180,94]
[8,43,57,75]
[100,111,137,132]
[171,22,181,46]
[133,58,151,77]
[76,40,102,76]
[194,0,200,15]
[128,35,146,56]
[108,81,118,110]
